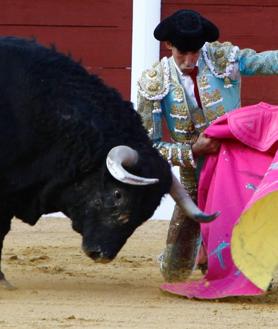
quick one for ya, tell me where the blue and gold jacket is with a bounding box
[137,41,278,194]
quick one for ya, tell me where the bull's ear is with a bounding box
[106,145,159,186]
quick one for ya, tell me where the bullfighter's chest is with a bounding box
[161,56,240,143]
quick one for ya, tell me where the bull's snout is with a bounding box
[83,247,112,264]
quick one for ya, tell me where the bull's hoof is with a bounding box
[0,278,16,290]
[0,272,16,290]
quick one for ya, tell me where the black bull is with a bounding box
[0,37,217,288]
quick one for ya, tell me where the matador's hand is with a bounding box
[191,132,220,157]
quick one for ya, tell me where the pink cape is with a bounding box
[161,102,278,299]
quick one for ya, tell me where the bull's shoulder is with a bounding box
[203,41,240,74]
[137,57,170,101]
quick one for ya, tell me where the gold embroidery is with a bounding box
[217,56,228,69]
[147,69,157,78]
[201,89,223,107]
[198,75,210,90]
[200,92,210,107]
[172,148,179,163]
[192,112,206,126]
[216,105,225,116]
[224,77,232,87]
[205,41,238,81]
[159,147,168,160]
[153,101,160,109]
[171,132,193,143]
[212,90,222,103]
[215,49,224,59]
[175,120,193,131]
[171,103,189,116]
[173,87,184,102]
[147,81,160,92]
[205,109,217,122]
[138,58,169,98]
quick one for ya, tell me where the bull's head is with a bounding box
[71,145,218,264]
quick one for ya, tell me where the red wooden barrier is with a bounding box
[0,0,132,99]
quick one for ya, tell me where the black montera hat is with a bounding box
[154,9,219,52]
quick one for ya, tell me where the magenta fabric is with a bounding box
[161,102,278,299]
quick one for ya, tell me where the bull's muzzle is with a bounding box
[83,247,112,264]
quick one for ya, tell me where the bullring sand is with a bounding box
[0,217,277,329]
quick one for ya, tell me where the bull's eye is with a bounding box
[114,189,122,200]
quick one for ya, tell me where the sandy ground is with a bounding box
[0,217,278,329]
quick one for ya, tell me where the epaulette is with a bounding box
[202,41,240,87]
[137,57,170,101]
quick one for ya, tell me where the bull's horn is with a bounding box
[106,145,159,185]
[170,174,219,223]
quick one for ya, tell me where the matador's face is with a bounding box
[166,41,200,74]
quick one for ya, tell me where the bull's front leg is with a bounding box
[0,217,15,289]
